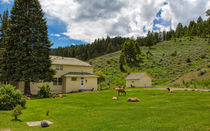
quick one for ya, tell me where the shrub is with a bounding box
[11,105,23,120]
[200,54,206,59]
[186,58,191,63]
[199,69,207,76]
[0,84,26,110]
[171,50,177,56]
[38,84,51,98]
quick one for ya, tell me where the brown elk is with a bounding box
[167,88,174,93]
[118,86,126,96]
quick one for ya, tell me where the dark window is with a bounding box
[72,77,77,81]
[56,65,60,70]
[56,65,63,70]
[53,78,57,85]
[53,78,62,85]
[58,78,62,85]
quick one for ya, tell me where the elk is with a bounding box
[118,86,126,96]
[167,88,174,93]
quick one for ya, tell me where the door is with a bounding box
[80,77,84,89]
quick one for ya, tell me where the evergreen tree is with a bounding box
[120,40,143,64]
[0,0,55,95]
[187,20,196,36]
[176,23,184,38]
[146,31,156,49]
[107,42,114,53]
[197,16,203,23]
[0,10,9,48]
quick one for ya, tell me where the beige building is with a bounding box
[16,56,98,95]
[126,72,152,88]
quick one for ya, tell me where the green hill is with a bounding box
[90,37,210,89]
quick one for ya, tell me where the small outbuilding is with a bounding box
[126,72,152,88]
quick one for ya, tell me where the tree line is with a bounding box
[50,9,210,61]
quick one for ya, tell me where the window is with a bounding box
[53,78,57,85]
[72,77,77,81]
[56,65,63,70]
[53,78,62,86]
[58,78,62,85]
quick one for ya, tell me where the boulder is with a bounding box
[41,120,49,128]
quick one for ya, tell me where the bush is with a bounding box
[200,54,206,59]
[171,50,177,56]
[38,84,51,98]
[186,58,191,63]
[11,105,23,120]
[0,84,26,110]
[199,69,207,76]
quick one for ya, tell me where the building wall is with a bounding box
[126,75,152,88]
[52,64,93,77]
[126,79,139,87]
[14,64,96,95]
[18,81,63,95]
[65,76,97,92]
[138,75,152,87]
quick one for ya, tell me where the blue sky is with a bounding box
[1,0,209,48]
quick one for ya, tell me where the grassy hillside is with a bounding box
[0,89,210,131]
[90,37,210,89]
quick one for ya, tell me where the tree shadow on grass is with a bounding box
[11,119,23,122]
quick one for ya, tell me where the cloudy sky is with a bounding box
[0,0,209,48]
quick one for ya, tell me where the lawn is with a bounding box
[0,88,210,131]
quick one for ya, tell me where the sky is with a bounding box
[0,0,210,48]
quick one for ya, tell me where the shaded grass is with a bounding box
[0,89,210,131]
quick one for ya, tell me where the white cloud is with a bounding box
[39,0,210,42]
[1,0,12,4]
[50,34,61,37]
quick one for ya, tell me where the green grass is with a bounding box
[0,89,210,131]
[90,37,210,87]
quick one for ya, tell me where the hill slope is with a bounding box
[90,37,210,89]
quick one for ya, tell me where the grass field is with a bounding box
[90,37,210,88]
[0,88,210,131]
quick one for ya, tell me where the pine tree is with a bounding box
[176,23,184,38]
[197,16,203,23]
[0,10,9,48]
[0,0,55,95]
[107,42,114,53]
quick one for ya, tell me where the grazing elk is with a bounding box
[167,88,174,93]
[118,86,126,96]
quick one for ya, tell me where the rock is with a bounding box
[41,120,49,128]
[112,97,118,100]
[128,97,140,102]
[192,89,195,91]
[208,90,210,92]
[184,89,188,91]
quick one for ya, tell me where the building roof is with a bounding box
[126,72,150,80]
[63,72,98,77]
[50,56,91,66]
